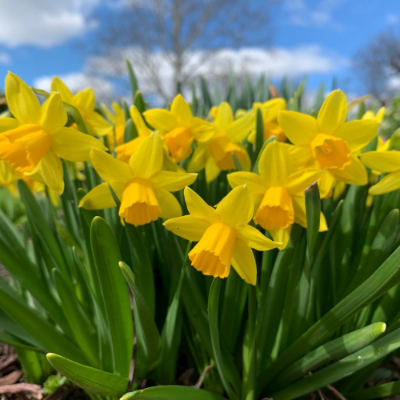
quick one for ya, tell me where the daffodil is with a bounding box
[115,105,152,163]
[51,77,112,137]
[360,150,400,195]
[80,135,197,225]
[362,107,385,123]
[0,160,19,195]
[164,185,280,284]
[0,73,106,194]
[247,99,286,143]
[278,90,378,198]
[228,141,326,248]
[188,102,253,182]
[101,102,126,149]
[144,94,213,162]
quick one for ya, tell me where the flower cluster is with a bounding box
[1,71,397,285]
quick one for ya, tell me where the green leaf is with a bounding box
[208,279,240,400]
[90,217,134,378]
[305,182,321,264]
[126,59,139,102]
[121,386,227,400]
[0,331,41,353]
[119,261,161,367]
[254,107,264,163]
[270,326,400,400]
[47,353,128,397]
[134,91,146,114]
[125,118,138,142]
[347,380,400,400]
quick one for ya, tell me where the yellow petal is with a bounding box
[0,117,20,133]
[163,215,210,241]
[90,148,132,183]
[216,185,253,226]
[130,105,152,136]
[51,77,74,103]
[270,227,291,250]
[360,151,400,173]
[318,169,335,198]
[236,225,280,251]
[151,171,197,191]
[189,118,214,143]
[369,171,400,196]
[285,169,321,195]
[215,102,233,131]
[334,120,378,151]
[6,72,40,124]
[144,109,177,132]
[51,127,107,162]
[171,94,192,126]
[79,182,123,210]
[331,154,368,185]
[375,107,385,123]
[184,186,218,222]
[205,155,221,182]
[258,141,290,186]
[129,134,163,178]
[278,111,317,145]
[39,92,67,134]
[187,145,207,173]
[317,90,347,134]
[40,150,64,195]
[287,144,315,169]
[73,88,95,112]
[227,112,253,143]
[231,239,257,285]
[264,98,286,120]
[155,189,182,219]
[85,111,112,137]
[227,171,267,194]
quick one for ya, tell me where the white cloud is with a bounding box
[386,14,400,25]
[0,53,11,64]
[284,0,345,29]
[0,0,99,48]
[33,72,115,103]
[87,45,349,100]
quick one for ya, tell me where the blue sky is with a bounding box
[0,0,398,101]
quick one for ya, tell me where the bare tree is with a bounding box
[353,30,400,103]
[86,0,277,102]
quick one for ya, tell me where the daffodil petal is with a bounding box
[129,134,163,178]
[236,225,279,251]
[51,77,74,103]
[190,118,214,143]
[270,227,291,250]
[227,171,267,194]
[215,102,234,131]
[51,127,107,162]
[73,88,96,112]
[331,154,368,185]
[334,120,378,151]
[85,111,112,137]
[171,94,192,126]
[227,113,253,143]
[369,171,400,195]
[90,148,132,183]
[285,169,321,195]
[231,239,257,285]
[144,109,177,132]
[187,145,207,173]
[258,141,290,186]
[264,98,286,120]
[163,215,210,241]
[6,72,40,124]
[39,92,67,134]
[216,185,253,226]
[317,90,347,134]
[0,118,20,133]
[40,150,64,195]
[205,155,221,182]
[278,110,317,145]
[318,169,335,198]
[184,186,218,222]
[79,182,123,210]
[360,151,400,173]
[151,171,197,191]
[155,189,182,219]
[130,105,152,136]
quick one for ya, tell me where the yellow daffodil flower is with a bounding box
[80,135,197,225]
[228,141,327,248]
[51,77,112,137]
[144,94,213,162]
[0,160,19,195]
[101,102,126,149]
[360,150,400,195]
[278,90,378,198]
[362,107,386,123]
[0,72,106,194]
[248,99,286,144]
[164,185,280,284]
[188,102,253,182]
[115,105,152,163]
